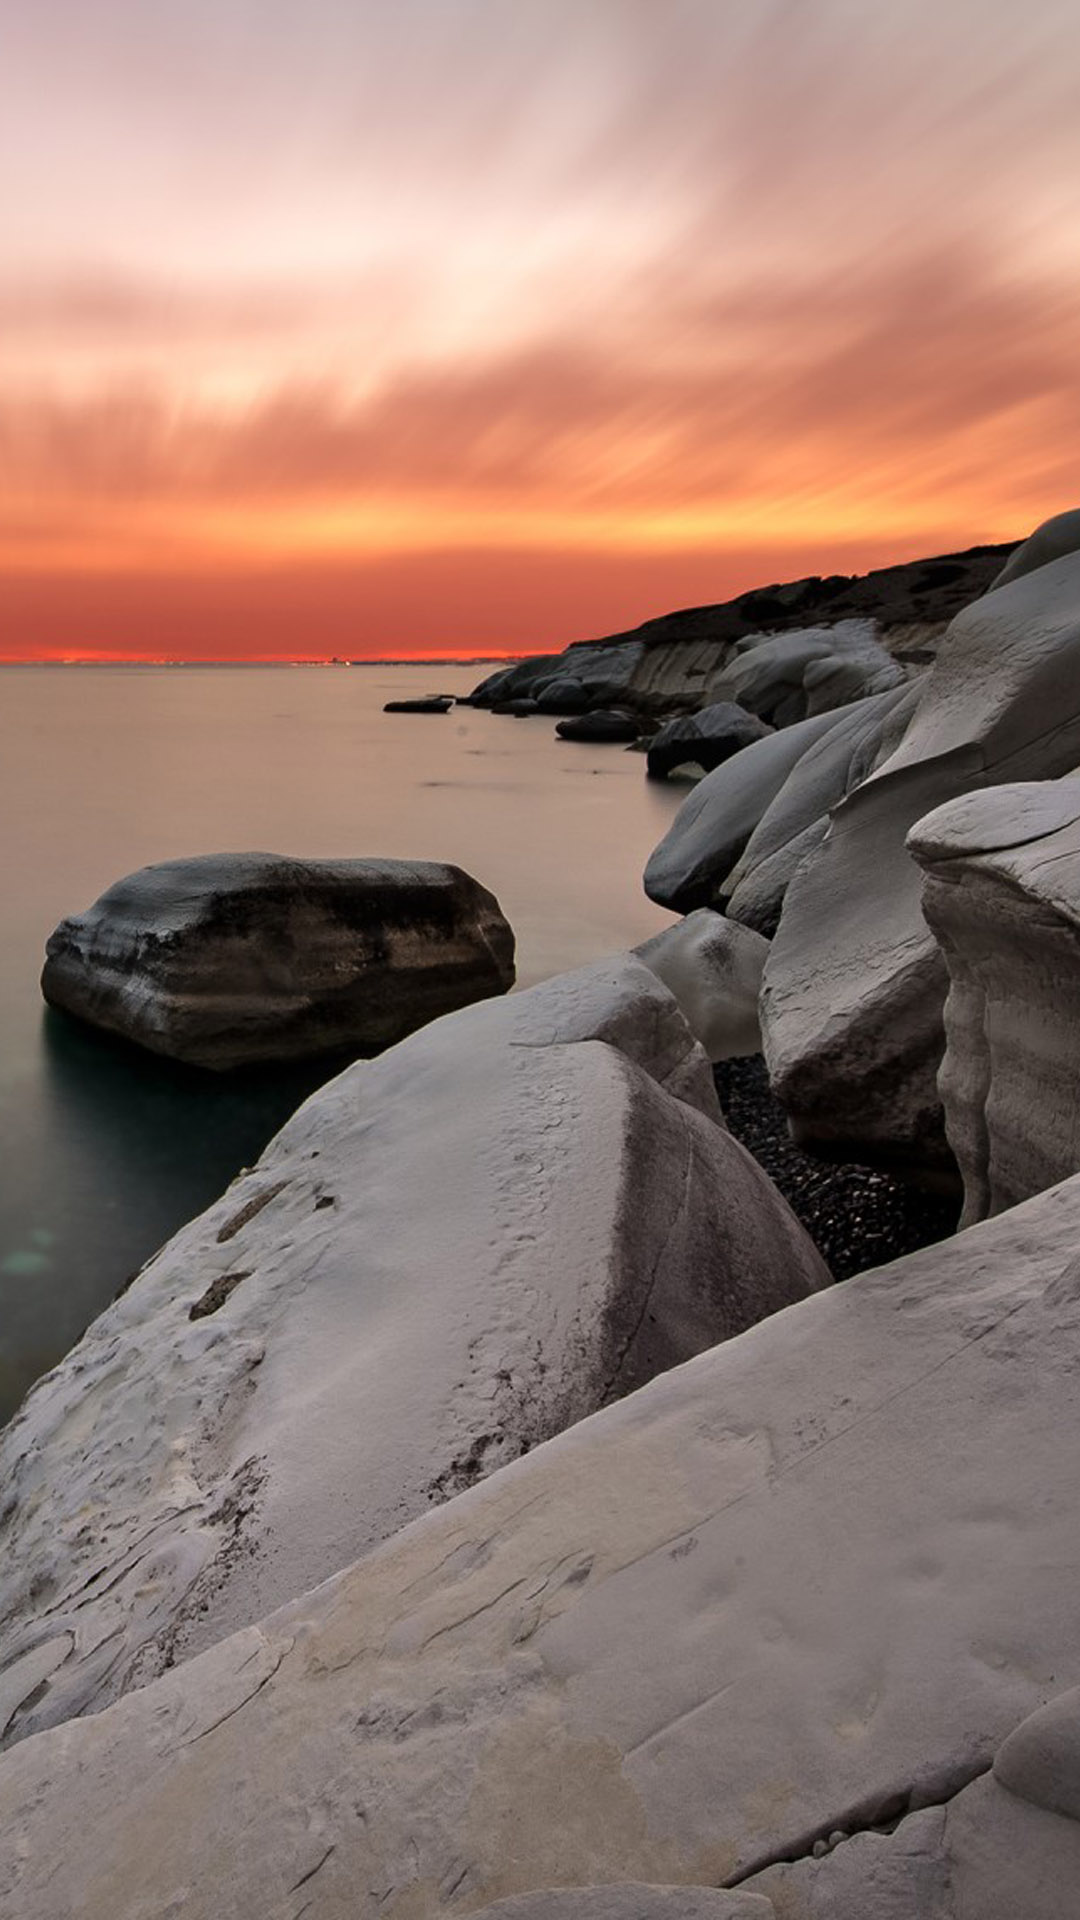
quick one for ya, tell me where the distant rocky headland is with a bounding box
[6,511,1080,1918]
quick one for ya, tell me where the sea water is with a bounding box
[0,664,683,1422]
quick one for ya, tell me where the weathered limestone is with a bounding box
[474,1892,773,1920]
[909,779,1080,1224]
[41,853,516,1069]
[635,910,769,1060]
[991,507,1080,592]
[643,709,843,912]
[750,1686,1080,1918]
[723,685,918,936]
[0,956,826,1751]
[3,1170,1080,1915]
[762,551,1080,1180]
[646,705,771,783]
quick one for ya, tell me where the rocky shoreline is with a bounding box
[6,510,1080,1917]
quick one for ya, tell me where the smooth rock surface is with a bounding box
[643,710,844,911]
[910,778,1080,1224]
[752,1715,1080,1920]
[41,853,516,1070]
[762,552,1080,1179]
[4,1170,1080,1914]
[991,506,1080,591]
[0,955,826,1750]
[646,705,771,783]
[474,1892,773,1920]
[711,621,904,727]
[723,685,918,935]
[635,911,769,1060]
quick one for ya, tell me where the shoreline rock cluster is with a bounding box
[8,510,1080,1915]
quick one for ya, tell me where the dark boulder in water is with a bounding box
[42,853,515,1070]
[382,695,454,713]
[646,702,770,780]
[555,710,641,743]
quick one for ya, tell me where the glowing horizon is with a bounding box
[3,2,1078,660]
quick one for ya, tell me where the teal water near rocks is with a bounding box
[0,664,682,1424]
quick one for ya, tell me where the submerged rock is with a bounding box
[41,853,515,1069]
[382,695,454,713]
[4,1167,1080,1912]
[0,955,826,1749]
[910,779,1080,1225]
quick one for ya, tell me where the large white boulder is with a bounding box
[635,910,769,1060]
[4,1170,1080,1915]
[909,778,1080,1225]
[991,507,1080,592]
[0,955,826,1750]
[723,684,918,935]
[41,853,516,1069]
[643,710,844,911]
[711,620,905,727]
[762,551,1080,1179]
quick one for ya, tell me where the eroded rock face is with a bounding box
[909,779,1080,1225]
[635,910,769,1060]
[710,620,905,728]
[0,955,826,1751]
[474,1892,774,1920]
[3,1169,1080,1915]
[41,853,516,1070]
[646,704,771,782]
[762,552,1080,1180]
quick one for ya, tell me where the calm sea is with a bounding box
[0,664,682,1424]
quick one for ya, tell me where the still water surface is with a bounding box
[0,665,682,1423]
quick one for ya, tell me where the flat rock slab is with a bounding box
[0,955,825,1749]
[474,1890,773,1920]
[3,1169,1080,1915]
[41,852,515,1069]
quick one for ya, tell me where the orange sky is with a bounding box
[3,1,1080,660]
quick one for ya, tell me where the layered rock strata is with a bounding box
[0,956,826,1750]
[909,779,1080,1224]
[3,1167,1080,1914]
[41,852,515,1069]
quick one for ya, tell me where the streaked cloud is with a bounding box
[3,0,1080,654]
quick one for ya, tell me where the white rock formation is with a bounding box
[474,1892,773,1920]
[41,853,516,1069]
[0,956,826,1750]
[909,778,1080,1224]
[643,709,844,911]
[991,506,1080,592]
[762,550,1080,1179]
[723,684,918,935]
[635,910,769,1060]
[750,1685,1080,1917]
[4,1169,1080,1915]
[711,620,905,728]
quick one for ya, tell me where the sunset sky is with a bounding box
[4,0,1080,659]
